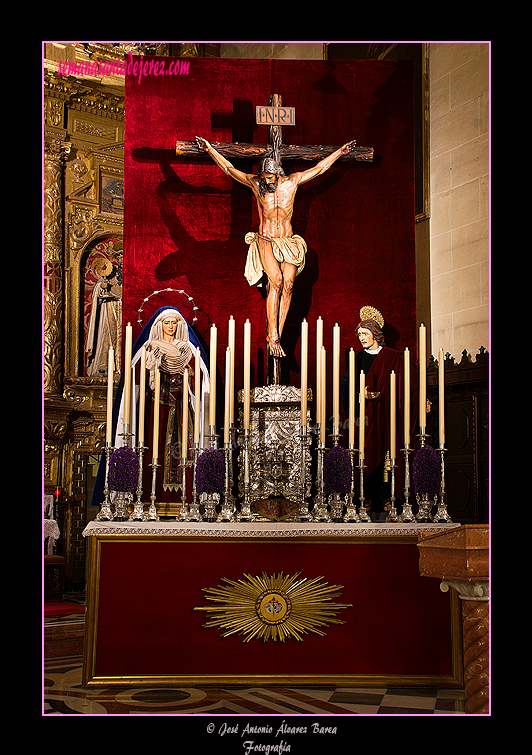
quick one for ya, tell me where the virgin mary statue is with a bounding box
[91,306,211,507]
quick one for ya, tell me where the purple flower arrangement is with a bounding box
[108,447,140,493]
[323,446,352,496]
[412,445,442,496]
[195,448,225,495]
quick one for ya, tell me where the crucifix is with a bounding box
[176,94,373,384]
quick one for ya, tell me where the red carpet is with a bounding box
[44,600,85,617]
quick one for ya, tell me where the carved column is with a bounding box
[44,137,70,396]
[417,524,489,714]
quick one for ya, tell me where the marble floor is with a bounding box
[43,595,466,718]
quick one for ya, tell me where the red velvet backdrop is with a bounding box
[124,57,416,427]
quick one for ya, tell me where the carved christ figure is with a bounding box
[196,136,357,358]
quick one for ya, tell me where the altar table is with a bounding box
[82,520,462,688]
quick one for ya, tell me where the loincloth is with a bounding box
[244,232,307,287]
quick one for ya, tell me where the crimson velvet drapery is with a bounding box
[123,57,416,432]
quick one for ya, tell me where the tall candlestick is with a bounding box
[106,346,114,443]
[123,322,133,431]
[404,347,410,446]
[316,317,323,430]
[359,370,366,459]
[138,346,146,445]
[300,319,308,426]
[390,370,396,459]
[194,347,201,445]
[228,316,235,425]
[320,346,326,445]
[224,347,231,443]
[439,348,445,445]
[152,368,161,460]
[333,323,340,433]
[419,323,427,430]
[209,324,217,429]
[243,320,251,430]
[348,348,355,445]
[182,367,189,460]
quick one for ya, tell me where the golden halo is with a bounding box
[195,572,352,643]
[359,305,384,329]
[94,258,114,277]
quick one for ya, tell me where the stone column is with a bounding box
[417,524,489,714]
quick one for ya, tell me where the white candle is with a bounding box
[243,319,251,430]
[316,317,323,430]
[320,346,326,445]
[106,346,114,443]
[209,324,217,429]
[300,319,308,426]
[333,323,340,433]
[194,347,201,445]
[182,367,189,460]
[439,348,445,445]
[390,370,396,460]
[152,368,161,461]
[228,316,235,425]
[123,322,133,431]
[404,347,410,446]
[419,323,427,430]
[224,347,231,444]
[138,346,146,446]
[348,348,355,446]
[359,370,366,459]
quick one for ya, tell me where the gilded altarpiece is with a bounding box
[44,68,125,588]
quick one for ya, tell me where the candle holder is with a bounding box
[313,443,331,521]
[433,445,453,522]
[188,444,202,522]
[357,455,371,522]
[385,459,399,522]
[179,455,191,521]
[398,445,415,522]
[218,442,236,521]
[147,459,160,521]
[118,425,133,448]
[298,424,312,521]
[417,427,430,448]
[207,425,219,449]
[237,428,253,521]
[343,445,360,522]
[129,444,148,521]
[96,442,114,521]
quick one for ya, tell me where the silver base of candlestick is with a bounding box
[218,443,236,521]
[147,459,160,521]
[433,445,453,522]
[357,457,371,522]
[129,444,148,521]
[385,460,399,522]
[97,443,114,521]
[343,445,360,522]
[329,493,345,522]
[398,445,415,522]
[313,444,330,522]
[298,425,312,522]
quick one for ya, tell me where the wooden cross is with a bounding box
[175,93,374,165]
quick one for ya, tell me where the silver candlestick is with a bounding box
[399,444,415,522]
[188,444,202,521]
[357,454,371,522]
[218,442,236,521]
[237,428,252,521]
[129,444,148,521]
[147,458,160,521]
[178,454,191,521]
[385,458,399,522]
[97,442,114,521]
[298,424,312,521]
[343,444,360,522]
[433,444,453,522]
[313,442,330,521]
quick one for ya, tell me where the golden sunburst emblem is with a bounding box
[194,572,352,642]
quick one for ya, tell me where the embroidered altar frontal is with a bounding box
[82,522,462,688]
